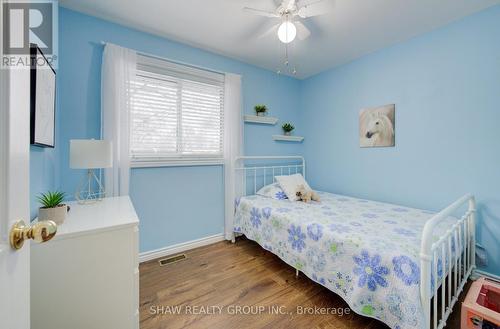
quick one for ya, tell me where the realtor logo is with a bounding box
[2,0,57,68]
[3,1,53,54]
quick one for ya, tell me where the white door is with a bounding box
[0,0,31,326]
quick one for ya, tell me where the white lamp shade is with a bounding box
[70,140,113,169]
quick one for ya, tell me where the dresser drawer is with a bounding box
[31,197,139,329]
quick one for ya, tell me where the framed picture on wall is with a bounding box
[359,104,395,147]
[30,44,56,148]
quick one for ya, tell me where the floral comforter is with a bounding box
[234,192,458,329]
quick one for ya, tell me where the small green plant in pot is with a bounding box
[37,191,68,225]
[282,122,295,136]
[254,104,267,117]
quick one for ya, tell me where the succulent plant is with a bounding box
[254,104,268,114]
[37,191,66,208]
[282,122,295,133]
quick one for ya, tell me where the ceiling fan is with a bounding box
[243,0,331,43]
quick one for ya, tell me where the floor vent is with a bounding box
[158,254,187,266]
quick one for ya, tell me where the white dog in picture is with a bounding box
[359,105,395,147]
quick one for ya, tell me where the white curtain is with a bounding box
[224,74,243,241]
[101,43,137,197]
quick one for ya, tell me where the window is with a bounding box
[129,55,224,166]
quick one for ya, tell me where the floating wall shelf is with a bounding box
[244,115,278,125]
[272,135,304,142]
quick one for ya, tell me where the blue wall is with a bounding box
[56,8,302,252]
[300,6,500,275]
[30,146,57,219]
[129,166,224,252]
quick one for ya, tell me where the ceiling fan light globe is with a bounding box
[277,21,297,43]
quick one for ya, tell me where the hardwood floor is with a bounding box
[140,237,468,329]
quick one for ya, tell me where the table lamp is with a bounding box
[70,139,112,204]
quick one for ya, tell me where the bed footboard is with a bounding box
[420,194,476,329]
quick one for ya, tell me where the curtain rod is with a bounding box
[99,41,226,76]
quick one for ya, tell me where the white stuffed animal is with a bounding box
[295,184,320,203]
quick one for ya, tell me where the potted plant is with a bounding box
[37,191,68,225]
[282,122,295,136]
[254,104,268,117]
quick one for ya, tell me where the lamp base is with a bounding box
[75,169,106,204]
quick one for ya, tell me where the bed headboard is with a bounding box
[225,155,305,241]
[234,156,305,196]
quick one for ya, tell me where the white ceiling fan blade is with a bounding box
[297,0,330,18]
[243,7,280,18]
[283,0,297,11]
[257,23,280,39]
[294,21,311,40]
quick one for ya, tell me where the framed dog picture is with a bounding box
[30,44,56,148]
[359,104,395,148]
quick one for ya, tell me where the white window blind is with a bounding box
[130,55,224,166]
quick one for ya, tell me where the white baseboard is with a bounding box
[473,269,500,282]
[139,233,225,263]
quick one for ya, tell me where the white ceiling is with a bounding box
[59,0,500,78]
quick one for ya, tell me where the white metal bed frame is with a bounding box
[233,156,476,329]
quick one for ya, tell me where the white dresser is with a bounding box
[31,196,139,329]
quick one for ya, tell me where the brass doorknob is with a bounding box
[9,220,57,250]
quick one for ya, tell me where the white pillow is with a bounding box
[275,173,312,201]
[256,182,288,200]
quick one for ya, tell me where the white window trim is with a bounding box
[131,158,225,168]
[129,54,225,168]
